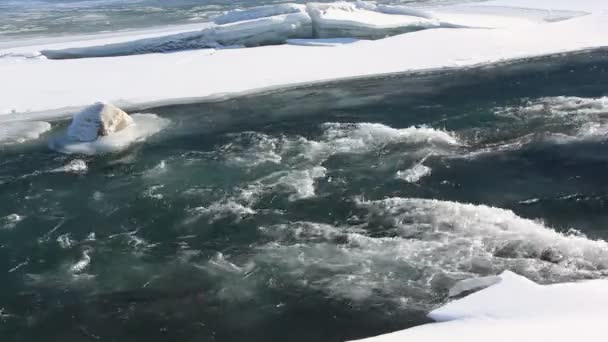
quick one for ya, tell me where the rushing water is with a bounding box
[2,51,608,341]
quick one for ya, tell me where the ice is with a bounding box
[67,102,133,142]
[306,2,448,39]
[350,271,608,342]
[213,4,307,25]
[49,113,169,155]
[447,274,502,297]
[429,270,608,321]
[40,12,312,59]
[396,163,431,183]
[430,5,588,28]
[1,1,608,118]
[2,213,24,230]
[356,1,435,19]
[0,121,51,145]
[286,38,365,46]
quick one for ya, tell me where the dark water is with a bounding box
[2,50,608,341]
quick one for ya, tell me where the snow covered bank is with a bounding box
[1,0,607,120]
[0,1,592,60]
[350,271,608,342]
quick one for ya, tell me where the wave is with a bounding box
[200,197,608,307]
[207,123,459,206]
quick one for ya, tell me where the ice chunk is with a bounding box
[214,4,307,25]
[40,12,312,59]
[50,113,169,155]
[447,274,502,297]
[306,2,444,39]
[67,102,133,142]
[0,121,51,145]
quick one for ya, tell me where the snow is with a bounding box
[49,113,169,155]
[38,12,312,59]
[306,2,449,39]
[1,0,608,126]
[67,102,133,142]
[350,271,608,342]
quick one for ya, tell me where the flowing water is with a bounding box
[2,50,608,341]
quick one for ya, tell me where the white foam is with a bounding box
[56,233,75,249]
[239,166,327,204]
[70,249,92,273]
[2,213,24,230]
[498,96,608,117]
[0,121,51,145]
[247,197,608,306]
[49,113,169,155]
[320,123,459,155]
[396,163,432,183]
[50,159,88,173]
[357,197,608,274]
[190,200,256,223]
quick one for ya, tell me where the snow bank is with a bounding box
[1,0,607,120]
[350,271,608,342]
[430,271,608,321]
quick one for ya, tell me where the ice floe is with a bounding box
[350,270,608,342]
[49,113,169,155]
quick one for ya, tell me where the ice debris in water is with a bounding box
[67,102,134,142]
[49,102,169,155]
